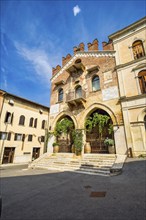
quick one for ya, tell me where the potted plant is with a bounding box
[72,129,83,156]
[104,138,115,154]
[52,142,59,153]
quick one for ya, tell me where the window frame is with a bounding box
[92,75,100,91]
[29,118,34,127]
[75,85,82,98]
[19,115,25,126]
[42,120,46,129]
[132,40,145,60]
[138,70,146,94]
[28,134,33,142]
[58,88,63,102]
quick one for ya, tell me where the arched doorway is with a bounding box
[85,109,113,153]
[55,116,75,153]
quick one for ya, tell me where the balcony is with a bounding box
[66,89,86,106]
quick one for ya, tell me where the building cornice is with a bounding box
[115,56,146,70]
[51,50,116,82]
[109,16,146,40]
[0,90,50,110]
[119,93,146,102]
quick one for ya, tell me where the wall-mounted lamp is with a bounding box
[9,99,14,105]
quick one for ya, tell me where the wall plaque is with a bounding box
[50,104,59,115]
[102,86,119,101]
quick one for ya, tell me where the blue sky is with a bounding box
[1,0,145,107]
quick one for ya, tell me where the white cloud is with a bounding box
[1,67,8,90]
[15,42,52,83]
[73,5,81,16]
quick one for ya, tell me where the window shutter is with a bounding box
[14,133,17,140]
[7,132,11,141]
[11,113,14,124]
[22,134,25,142]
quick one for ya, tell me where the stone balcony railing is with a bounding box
[66,89,86,103]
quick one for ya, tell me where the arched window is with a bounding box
[42,120,46,129]
[58,88,63,102]
[92,75,100,91]
[34,118,37,128]
[19,115,25,125]
[138,70,146,94]
[75,85,82,98]
[29,118,34,127]
[132,40,145,60]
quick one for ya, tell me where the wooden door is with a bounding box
[2,147,15,164]
[32,148,40,160]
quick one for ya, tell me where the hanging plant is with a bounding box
[85,116,93,133]
[92,113,110,149]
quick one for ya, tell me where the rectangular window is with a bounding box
[0,132,7,140]
[28,135,33,142]
[4,112,13,124]
[41,136,45,142]
[14,133,23,141]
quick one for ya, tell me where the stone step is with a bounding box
[29,153,121,176]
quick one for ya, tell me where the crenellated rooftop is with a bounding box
[52,39,114,76]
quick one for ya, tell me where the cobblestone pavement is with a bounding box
[0,158,146,220]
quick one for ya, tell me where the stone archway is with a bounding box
[85,108,114,153]
[54,115,75,153]
[51,111,78,131]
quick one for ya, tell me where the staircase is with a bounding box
[29,153,126,176]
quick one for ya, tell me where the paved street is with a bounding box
[0,158,146,220]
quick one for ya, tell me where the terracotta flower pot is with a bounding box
[53,145,59,153]
[84,142,91,153]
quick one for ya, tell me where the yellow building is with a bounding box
[0,90,49,164]
[109,16,146,156]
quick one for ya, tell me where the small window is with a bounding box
[138,70,146,94]
[41,136,45,142]
[58,88,63,102]
[92,75,100,91]
[14,133,23,141]
[28,135,33,142]
[42,120,46,129]
[132,40,145,60]
[34,118,37,128]
[29,118,34,127]
[19,115,25,126]
[4,112,13,124]
[75,86,82,98]
[0,132,7,140]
